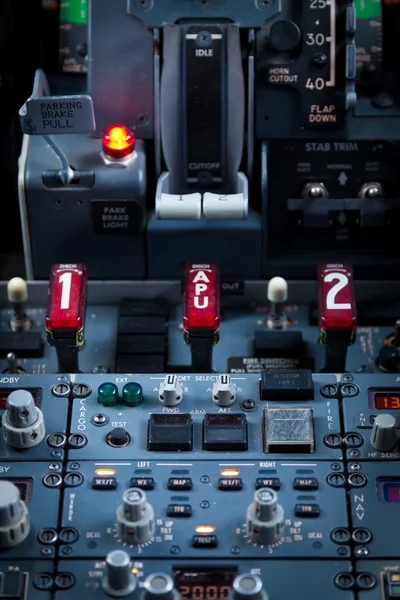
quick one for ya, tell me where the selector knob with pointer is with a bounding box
[159,375,183,407]
[102,550,137,597]
[212,374,236,406]
[142,573,179,600]
[370,414,398,452]
[3,389,45,449]
[246,488,285,545]
[230,574,269,600]
[116,488,155,545]
[0,481,30,548]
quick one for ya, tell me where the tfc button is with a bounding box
[260,370,314,400]
[256,477,281,491]
[166,504,192,517]
[293,477,319,491]
[167,478,192,491]
[130,477,155,490]
[192,535,218,548]
[92,477,117,490]
[218,478,243,491]
[294,503,320,517]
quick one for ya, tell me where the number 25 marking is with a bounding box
[59,272,72,309]
[324,272,351,309]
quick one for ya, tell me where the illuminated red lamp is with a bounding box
[45,263,87,333]
[101,124,135,159]
[183,263,220,332]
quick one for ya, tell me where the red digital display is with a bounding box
[45,264,87,332]
[183,264,220,332]
[375,394,400,410]
[317,263,357,332]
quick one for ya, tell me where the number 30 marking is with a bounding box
[59,272,72,309]
[324,272,351,309]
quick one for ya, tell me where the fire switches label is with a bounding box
[91,200,144,234]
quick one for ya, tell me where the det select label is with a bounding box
[21,95,95,135]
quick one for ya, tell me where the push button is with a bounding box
[260,370,314,400]
[92,477,117,490]
[203,414,248,451]
[166,504,192,517]
[192,535,218,548]
[167,478,192,491]
[293,477,318,491]
[256,477,281,491]
[130,477,155,491]
[294,503,320,517]
[147,414,193,451]
[218,478,243,491]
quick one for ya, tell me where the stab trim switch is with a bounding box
[183,263,220,373]
[3,390,45,449]
[116,488,155,545]
[7,277,32,332]
[102,550,137,597]
[245,488,285,545]
[267,277,288,330]
[0,481,30,548]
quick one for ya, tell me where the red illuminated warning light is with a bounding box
[318,263,357,332]
[101,124,135,159]
[45,264,87,333]
[183,264,220,332]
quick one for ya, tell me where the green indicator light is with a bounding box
[354,0,381,19]
[98,382,119,407]
[122,382,144,407]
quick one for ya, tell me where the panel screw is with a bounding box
[330,463,341,471]
[348,473,367,487]
[93,414,107,425]
[170,546,180,554]
[324,433,342,448]
[60,528,79,544]
[69,462,80,470]
[48,463,60,471]
[352,528,372,544]
[356,573,376,589]
[334,573,355,589]
[72,383,92,398]
[68,433,87,449]
[41,548,52,556]
[320,384,338,398]
[341,384,359,397]
[350,463,361,471]
[200,476,210,484]
[61,546,73,556]
[50,450,62,458]
[331,528,350,544]
[349,449,361,458]
[342,374,354,382]
[356,547,369,557]
[241,399,256,411]
[52,383,71,397]
[33,574,53,590]
[200,501,210,509]
[337,547,349,556]
[55,573,76,590]
[312,53,328,67]
[231,546,241,555]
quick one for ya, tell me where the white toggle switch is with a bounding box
[203,192,247,219]
[212,374,236,406]
[156,193,201,220]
